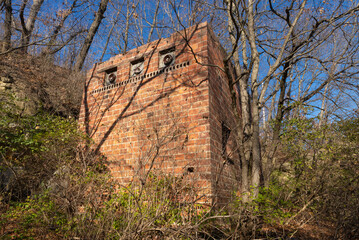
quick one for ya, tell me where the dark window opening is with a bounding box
[159,47,175,68]
[222,122,231,154]
[222,122,234,165]
[104,67,117,86]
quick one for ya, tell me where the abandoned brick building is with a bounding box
[79,22,240,203]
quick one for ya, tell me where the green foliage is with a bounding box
[255,185,294,225]
[270,116,359,238]
[225,193,261,239]
[0,93,81,156]
[2,192,67,239]
[0,92,83,200]
[1,172,212,239]
[336,117,359,142]
[0,93,216,239]
[4,91,357,239]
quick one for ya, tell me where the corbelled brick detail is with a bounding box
[79,22,240,203]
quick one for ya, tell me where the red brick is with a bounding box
[79,22,240,205]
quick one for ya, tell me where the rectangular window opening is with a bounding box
[104,67,117,86]
[130,57,144,76]
[159,47,175,68]
[222,122,231,155]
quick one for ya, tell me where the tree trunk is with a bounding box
[226,0,250,197]
[247,0,262,197]
[20,0,45,53]
[251,91,262,197]
[1,0,12,52]
[74,0,109,72]
[319,76,329,127]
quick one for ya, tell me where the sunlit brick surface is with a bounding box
[79,22,240,204]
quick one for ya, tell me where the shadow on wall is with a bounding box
[79,22,241,204]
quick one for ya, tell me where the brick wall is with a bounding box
[79,22,240,204]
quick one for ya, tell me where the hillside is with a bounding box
[0,52,83,117]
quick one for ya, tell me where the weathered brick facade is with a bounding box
[79,22,240,203]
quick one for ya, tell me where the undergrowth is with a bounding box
[1,94,358,239]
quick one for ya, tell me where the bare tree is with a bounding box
[1,0,12,52]
[74,0,110,72]
[221,0,359,197]
[41,0,79,57]
[19,0,44,53]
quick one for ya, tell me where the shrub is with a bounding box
[266,116,359,239]
[0,92,83,201]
